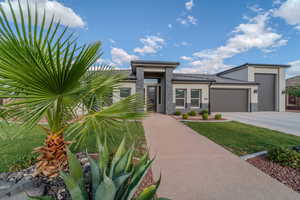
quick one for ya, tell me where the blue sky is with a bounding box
[2,0,300,77]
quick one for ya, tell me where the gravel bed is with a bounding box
[0,153,154,200]
[247,155,300,193]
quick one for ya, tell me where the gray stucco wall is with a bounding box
[251,103,258,112]
[165,68,174,114]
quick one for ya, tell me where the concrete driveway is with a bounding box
[222,112,300,136]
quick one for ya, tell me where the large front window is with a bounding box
[120,88,131,98]
[176,89,186,107]
[191,89,202,107]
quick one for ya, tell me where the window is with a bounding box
[176,89,186,107]
[144,78,160,84]
[120,88,131,98]
[191,89,202,107]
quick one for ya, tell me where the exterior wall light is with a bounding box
[253,89,258,94]
[282,90,286,94]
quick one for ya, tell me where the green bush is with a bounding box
[202,113,209,120]
[174,110,181,116]
[267,146,300,168]
[200,109,209,115]
[182,114,189,120]
[188,110,197,116]
[214,114,222,120]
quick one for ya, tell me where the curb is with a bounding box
[240,151,267,160]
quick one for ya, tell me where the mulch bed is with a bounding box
[247,155,300,193]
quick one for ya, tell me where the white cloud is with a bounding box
[109,39,116,44]
[111,48,138,66]
[134,35,165,55]
[274,0,300,30]
[0,0,85,28]
[180,56,193,61]
[177,15,198,25]
[185,0,194,10]
[177,12,287,74]
[287,59,300,77]
[168,24,172,28]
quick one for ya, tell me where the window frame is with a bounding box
[190,89,202,108]
[120,87,131,99]
[175,88,187,108]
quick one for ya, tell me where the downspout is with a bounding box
[208,81,212,115]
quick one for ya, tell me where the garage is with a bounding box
[211,88,249,112]
[255,74,276,111]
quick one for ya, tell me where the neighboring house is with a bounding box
[286,75,300,110]
[113,60,289,114]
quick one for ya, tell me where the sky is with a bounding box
[1,0,300,77]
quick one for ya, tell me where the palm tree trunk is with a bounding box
[34,133,70,177]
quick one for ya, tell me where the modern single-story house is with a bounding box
[286,75,300,110]
[113,60,289,114]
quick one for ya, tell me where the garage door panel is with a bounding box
[211,89,248,112]
[255,74,275,111]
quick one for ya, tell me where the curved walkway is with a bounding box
[143,113,300,200]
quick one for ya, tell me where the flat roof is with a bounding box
[217,63,291,76]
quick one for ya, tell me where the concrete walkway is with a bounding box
[143,114,300,200]
[222,112,300,136]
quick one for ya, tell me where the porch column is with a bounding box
[135,67,144,111]
[165,68,174,114]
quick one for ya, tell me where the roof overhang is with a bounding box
[217,63,291,76]
[131,60,180,73]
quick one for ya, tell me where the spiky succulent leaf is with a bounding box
[60,172,85,200]
[67,148,83,184]
[95,174,116,200]
[97,135,109,171]
[135,176,161,200]
[88,156,101,196]
[110,137,126,177]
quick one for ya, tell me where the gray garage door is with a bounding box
[255,74,276,111]
[211,89,248,112]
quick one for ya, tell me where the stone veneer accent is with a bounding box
[165,68,174,114]
[135,67,144,112]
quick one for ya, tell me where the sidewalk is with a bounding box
[143,113,300,200]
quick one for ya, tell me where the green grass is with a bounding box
[185,121,300,156]
[0,121,145,172]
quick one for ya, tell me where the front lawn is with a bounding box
[185,121,300,156]
[0,121,145,172]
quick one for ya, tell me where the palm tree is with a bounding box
[0,1,144,177]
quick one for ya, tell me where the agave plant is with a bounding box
[60,138,168,200]
[0,1,144,177]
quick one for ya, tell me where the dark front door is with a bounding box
[147,86,157,112]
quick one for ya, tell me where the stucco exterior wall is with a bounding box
[222,65,286,112]
[221,67,249,81]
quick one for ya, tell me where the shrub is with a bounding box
[200,109,209,115]
[188,110,197,116]
[202,113,209,120]
[182,114,189,120]
[61,138,164,200]
[174,110,181,116]
[267,146,300,168]
[214,114,222,120]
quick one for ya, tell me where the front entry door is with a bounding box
[147,86,157,112]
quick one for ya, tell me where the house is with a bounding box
[113,60,289,114]
[286,75,300,110]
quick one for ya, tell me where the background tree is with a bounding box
[0,1,144,177]
[287,85,300,109]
